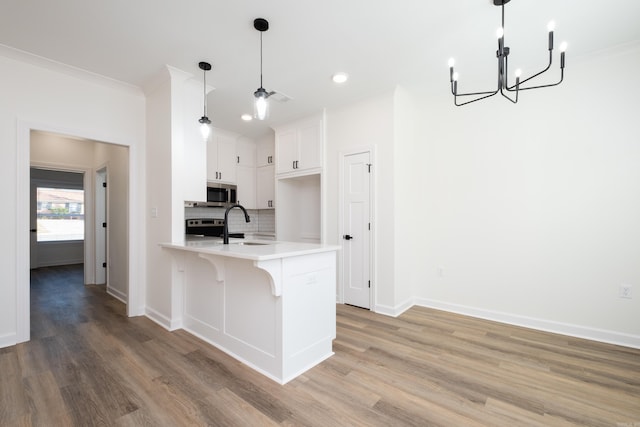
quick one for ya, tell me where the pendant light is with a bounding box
[198,61,212,139]
[253,18,274,120]
[448,0,567,106]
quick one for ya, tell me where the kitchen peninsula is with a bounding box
[161,238,339,384]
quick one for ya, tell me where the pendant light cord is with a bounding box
[203,68,207,117]
[259,31,264,88]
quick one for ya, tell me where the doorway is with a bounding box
[17,127,132,343]
[340,149,373,309]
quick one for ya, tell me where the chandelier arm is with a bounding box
[506,51,553,91]
[454,91,498,106]
[513,69,564,91]
[499,85,518,104]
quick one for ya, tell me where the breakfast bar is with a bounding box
[161,239,339,384]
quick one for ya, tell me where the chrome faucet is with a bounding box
[223,204,250,244]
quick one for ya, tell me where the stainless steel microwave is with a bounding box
[185,183,237,208]
[206,182,236,207]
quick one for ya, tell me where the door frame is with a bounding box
[16,120,143,344]
[95,165,108,286]
[337,146,376,311]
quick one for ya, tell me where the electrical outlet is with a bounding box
[619,284,633,299]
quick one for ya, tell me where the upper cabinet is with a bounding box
[256,134,275,167]
[207,130,237,184]
[274,114,323,176]
[236,136,256,168]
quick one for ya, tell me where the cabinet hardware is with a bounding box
[102,222,107,228]
[343,234,353,240]
[237,156,240,164]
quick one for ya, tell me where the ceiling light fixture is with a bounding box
[332,72,349,84]
[198,61,212,139]
[448,0,567,106]
[253,18,275,120]
[241,113,253,121]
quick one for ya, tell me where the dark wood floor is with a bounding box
[1,264,639,426]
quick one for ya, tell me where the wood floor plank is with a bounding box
[2,264,638,427]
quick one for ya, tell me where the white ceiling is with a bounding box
[2,0,639,138]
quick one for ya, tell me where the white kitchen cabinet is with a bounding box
[275,115,323,176]
[236,137,256,168]
[182,80,207,202]
[256,164,275,209]
[236,165,256,209]
[207,132,237,184]
[256,134,275,167]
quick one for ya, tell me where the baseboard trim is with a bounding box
[414,298,640,350]
[107,286,127,304]
[374,297,414,317]
[0,333,16,349]
[145,306,182,331]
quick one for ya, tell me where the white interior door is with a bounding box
[95,169,107,285]
[342,151,371,309]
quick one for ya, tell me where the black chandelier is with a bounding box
[449,0,567,106]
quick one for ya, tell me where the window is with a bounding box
[36,187,85,242]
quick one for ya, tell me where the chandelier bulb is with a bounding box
[547,21,556,32]
[515,69,522,78]
[452,72,459,82]
[448,58,455,68]
[559,41,568,52]
[496,27,504,39]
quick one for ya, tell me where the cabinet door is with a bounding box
[298,120,321,171]
[206,138,219,182]
[236,166,256,209]
[275,129,298,175]
[256,165,275,209]
[236,138,256,167]
[257,137,275,167]
[216,136,237,183]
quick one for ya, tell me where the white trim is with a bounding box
[0,333,17,348]
[107,286,127,304]
[373,297,414,318]
[415,298,640,350]
[145,306,182,331]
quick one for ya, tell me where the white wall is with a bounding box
[325,92,396,310]
[416,44,640,346]
[0,50,145,347]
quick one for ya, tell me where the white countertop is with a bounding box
[160,237,340,261]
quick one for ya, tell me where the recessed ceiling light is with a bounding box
[332,72,349,84]
[241,114,253,121]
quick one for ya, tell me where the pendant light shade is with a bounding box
[253,18,273,120]
[198,61,212,139]
[254,87,269,121]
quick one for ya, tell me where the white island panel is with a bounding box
[162,239,338,384]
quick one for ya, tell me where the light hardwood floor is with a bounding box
[1,264,639,426]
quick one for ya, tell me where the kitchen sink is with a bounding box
[235,241,271,246]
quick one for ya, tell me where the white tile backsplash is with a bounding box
[185,207,275,234]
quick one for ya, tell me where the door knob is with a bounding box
[343,234,353,240]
